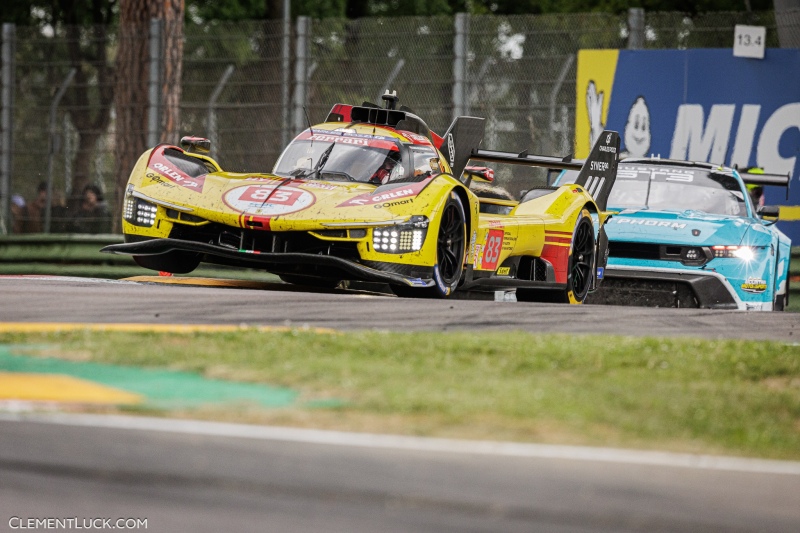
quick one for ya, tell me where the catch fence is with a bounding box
[0,8,796,234]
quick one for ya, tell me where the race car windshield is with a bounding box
[273,136,401,184]
[606,165,748,216]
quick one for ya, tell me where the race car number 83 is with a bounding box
[482,230,503,270]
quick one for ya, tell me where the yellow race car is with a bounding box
[103,93,620,302]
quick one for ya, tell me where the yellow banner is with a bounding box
[575,49,619,158]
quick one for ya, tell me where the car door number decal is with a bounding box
[481,229,503,270]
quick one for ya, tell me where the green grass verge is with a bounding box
[2,330,799,460]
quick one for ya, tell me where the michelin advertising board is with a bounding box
[576,48,800,241]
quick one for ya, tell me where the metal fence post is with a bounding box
[549,54,575,154]
[147,18,163,148]
[281,0,291,147]
[0,23,15,235]
[292,16,310,135]
[452,13,468,119]
[628,8,645,50]
[207,64,234,160]
[44,68,76,234]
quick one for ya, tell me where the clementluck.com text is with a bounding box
[8,517,147,530]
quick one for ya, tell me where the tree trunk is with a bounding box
[56,0,115,216]
[114,0,184,231]
[160,3,184,144]
[65,24,113,201]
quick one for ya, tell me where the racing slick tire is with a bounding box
[391,193,466,299]
[279,274,342,290]
[517,209,595,304]
[133,251,201,274]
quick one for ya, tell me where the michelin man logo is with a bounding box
[587,82,652,158]
[623,96,651,157]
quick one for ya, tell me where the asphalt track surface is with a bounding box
[2,275,800,532]
[1,276,799,340]
[1,414,799,533]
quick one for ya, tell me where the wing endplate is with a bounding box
[440,116,486,179]
[571,130,620,211]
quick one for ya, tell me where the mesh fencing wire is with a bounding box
[461,12,627,195]
[1,10,783,233]
[182,19,286,172]
[775,7,800,47]
[644,11,780,48]
[306,16,456,135]
[10,24,116,233]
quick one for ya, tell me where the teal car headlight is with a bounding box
[372,216,429,253]
[711,245,755,261]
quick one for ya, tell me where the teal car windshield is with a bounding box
[608,165,747,216]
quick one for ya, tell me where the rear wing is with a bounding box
[739,167,790,200]
[468,130,621,211]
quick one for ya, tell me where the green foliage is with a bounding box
[368,0,462,16]
[295,0,349,18]
[2,0,38,25]
[187,0,348,22]
[188,0,267,22]
[1,0,117,25]
[1,0,778,25]
[473,0,774,15]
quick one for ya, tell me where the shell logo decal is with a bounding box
[223,185,315,216]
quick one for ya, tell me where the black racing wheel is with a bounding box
[391,193,466,298]
[517,209,595,304]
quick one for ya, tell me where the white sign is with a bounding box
[733,25,766,59]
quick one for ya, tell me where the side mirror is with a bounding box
[180,136,211,154]
[757,205,780,218]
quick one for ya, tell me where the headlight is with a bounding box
[124,189,158,228]
[680,246,706,265]
[372,216,428,254]
[711,245,755,261]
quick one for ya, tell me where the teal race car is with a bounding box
[554,159,791,311]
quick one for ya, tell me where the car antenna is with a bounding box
[303,106,316,158]
[303,106,315,136]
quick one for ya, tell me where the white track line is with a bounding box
[1,412,799,475]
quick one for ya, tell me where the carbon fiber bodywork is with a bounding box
[586,268,738,309]
[104,238,435,288]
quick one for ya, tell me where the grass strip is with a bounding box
[1,329,798,460]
